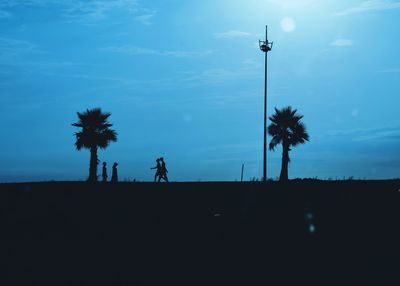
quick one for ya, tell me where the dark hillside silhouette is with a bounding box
[0,180,399,285]
[72,108,117,183]
[268,106,309,181]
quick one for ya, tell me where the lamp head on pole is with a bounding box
[259,40,273,53]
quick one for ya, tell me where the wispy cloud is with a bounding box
[353,126,400,142]
[134,10,156,25]
[0,37,38,62]
[0,37,92,72]
[0,37,36,51]
[330,39,353,47]
[242,58,260,66]
[62,0,139,23]
[102,45,213,57]
[0,10,12,18]
[334,0,400,16]
[172,56,264,88]
[0,0,153,24]
[323,125,400,142]
[52,63,263,97]
[377,68,400,73]
[198,142,259,153]
[178,66,263,87]
[213,30,252,39]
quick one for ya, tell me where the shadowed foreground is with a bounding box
[0,180,399,285]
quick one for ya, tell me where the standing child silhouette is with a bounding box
[111,162,118,183]
[102,162,107,183]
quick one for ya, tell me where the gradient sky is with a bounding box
[1,0,399,182]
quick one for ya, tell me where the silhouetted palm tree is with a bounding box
[72,108,117,182]
[268,106,309,182]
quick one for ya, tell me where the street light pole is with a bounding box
[259,25,273,182]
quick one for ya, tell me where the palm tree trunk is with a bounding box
[279,143,289,182]
[88,146,98,182]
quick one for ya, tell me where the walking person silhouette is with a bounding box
[102,162,107,183]
[158,157,169,183]
[111,162,118,183]
[150,158,161,182]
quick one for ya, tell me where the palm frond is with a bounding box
[268,106,309,151]
[72,108,118,151]
[268,123,281,137]
[269,135,282,151]
[289,122,309,146]
[98,129,118,149]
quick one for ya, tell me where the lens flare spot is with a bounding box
[183,113,193,123]
[281,17,296,32]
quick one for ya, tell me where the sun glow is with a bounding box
[280,17,296,32]
[268,0,315,9]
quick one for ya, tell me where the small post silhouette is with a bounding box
[241,164,244,182]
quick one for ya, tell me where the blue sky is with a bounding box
[0,0,399,182]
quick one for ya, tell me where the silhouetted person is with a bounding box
[150,158,161,182]
[158,157,169,183]
[111,162,118,183]
[102,162,108,183]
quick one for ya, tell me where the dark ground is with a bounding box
[0,180,399,286]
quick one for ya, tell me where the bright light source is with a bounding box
[281,17,296,32]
